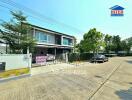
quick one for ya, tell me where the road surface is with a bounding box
[0,57,131,100]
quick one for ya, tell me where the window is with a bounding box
[35,30,55,44]
[40,32,47,42]
[35,31,47,43]
[63,38,69,45]
[35,31,40,41]
[48,35,55,44]
[63,37,72,45]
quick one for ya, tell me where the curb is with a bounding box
[0,74,31,83]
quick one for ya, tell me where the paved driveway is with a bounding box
[0,57,132,100]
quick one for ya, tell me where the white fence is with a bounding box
[0,54,32,70]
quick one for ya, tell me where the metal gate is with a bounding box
[32,53,68,67]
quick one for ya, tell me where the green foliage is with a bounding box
[79,28,104,54]
[0,11,36,54]
[68,53,94,62]
[124,37,132,53]
[111,35,122,53]
[11,11,27,21]
[79,53,94,60]
[104,34,112,53]
[68,53,80,62]
[77,28,131,55]
[126,37,132,46]
[109,35,130,53]
[120,41,129,52]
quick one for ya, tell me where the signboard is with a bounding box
[110,5,125,16]
[36,56,47,65]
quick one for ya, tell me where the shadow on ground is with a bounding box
[94,75,102,78]
[115,87,132,100]
[126,60,132,64]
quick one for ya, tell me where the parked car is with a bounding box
[91,54,108,63]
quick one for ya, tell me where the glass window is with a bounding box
[35,31,40,41]
[63,37,72,45]
[63,38,69,45]
[35,30,55,44]
[35,31,47,43]
[48,35,55,44]
[40,32,47,42]
[69,39,72,45]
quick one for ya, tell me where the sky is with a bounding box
[0,0,132,42]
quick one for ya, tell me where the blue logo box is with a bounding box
[110,5,124,16]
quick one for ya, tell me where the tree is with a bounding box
[111,35,122,53]
[0,11,36,54]
[124,37,132,53]
[120,40,130,53]
[127,37,132,52]
[79,28,104,55]
[104,34,112,53]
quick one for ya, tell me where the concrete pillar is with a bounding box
[61,36,63,45]
[27,47,29,54]
[65,52,68,63]
[33,28,35,38]
[54,48,56,57]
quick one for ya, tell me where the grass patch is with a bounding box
[0,68,30,79]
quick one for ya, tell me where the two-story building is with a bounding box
[0,23,75,63]
[30,24,75,57]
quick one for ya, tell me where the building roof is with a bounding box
[110,5,124,10]
[23,23,76,39]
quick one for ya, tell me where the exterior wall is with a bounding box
[0,54,32,70]
[32,27,75,47]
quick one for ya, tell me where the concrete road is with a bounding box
[0,57,131,100]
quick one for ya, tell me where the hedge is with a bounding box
[68,52,132,62]
[68,53,94,62]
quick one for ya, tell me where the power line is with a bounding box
[0,3,59,32]
[0,3,11,10]
[0,3,61,33]
[0,19,4,22]
[0,0,84,34]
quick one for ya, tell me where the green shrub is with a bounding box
[68,53,94,62]
[80,53,93,60]
[68,53,80,62]
[68,52,132,63]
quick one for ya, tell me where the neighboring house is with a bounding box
[0,40,7,54]
[0,30,9,54]
[30,24,76,56]
[110,5,124,16]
